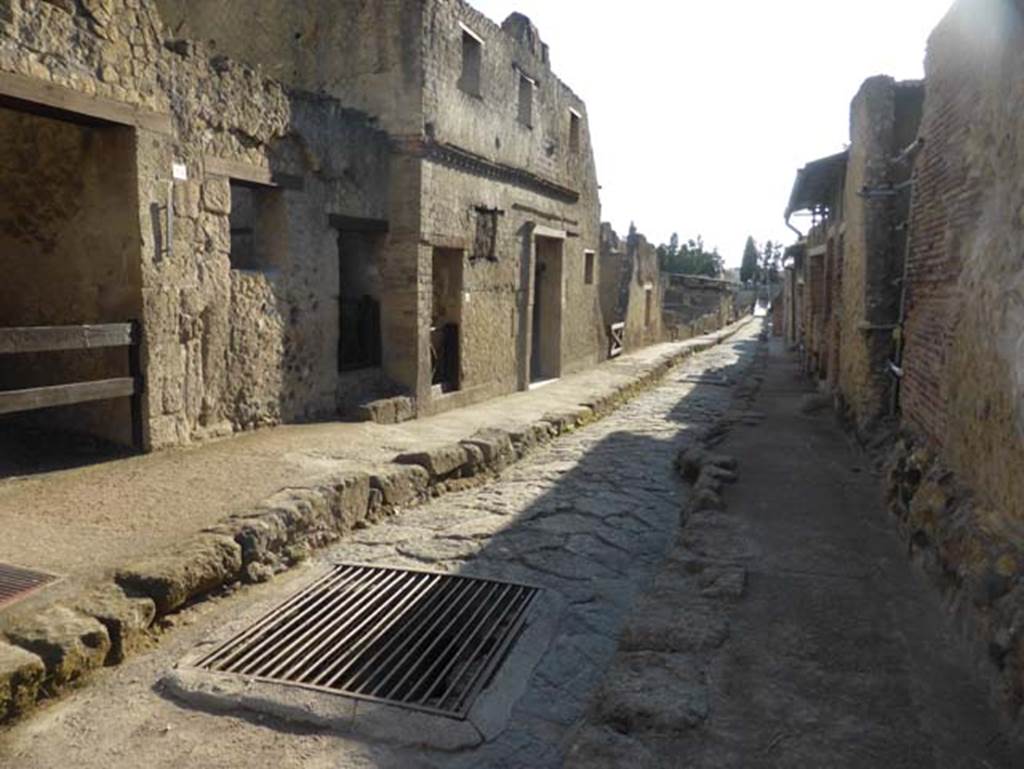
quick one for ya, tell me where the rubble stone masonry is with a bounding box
[0,0,391,449]
[155,0,605,414]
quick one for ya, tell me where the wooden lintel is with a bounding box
[0,323,134,355]
[0,70,173,134]
[204,156,304,191]
[329,214,389,234]
[0,378,138,415]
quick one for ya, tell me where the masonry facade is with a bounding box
[783,0,1024,729]
[156,0,605,414]
[0,0,610,453]
[783,76,924,434]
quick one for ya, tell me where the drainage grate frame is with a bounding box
[0,562,59,609]
[190,563,542,719]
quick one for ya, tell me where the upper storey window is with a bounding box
[517,71,534,127]
[459,23,484,97]
[569,109,582,153]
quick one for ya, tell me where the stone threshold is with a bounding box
[0,316,756,727]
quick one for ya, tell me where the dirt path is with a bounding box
[566,336,1016,768]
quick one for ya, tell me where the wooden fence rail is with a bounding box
[0,322,144,449]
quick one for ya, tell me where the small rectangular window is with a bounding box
[569,110,581,154]
[584,251,595,285]
[459,27,483,97]
[229,181,282,271]
[472,207,499,261]
[517,72,533,127]
[644,287,654,327]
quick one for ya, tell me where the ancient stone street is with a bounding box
[0,321,1013,768]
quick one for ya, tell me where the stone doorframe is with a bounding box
[518,224,567,390]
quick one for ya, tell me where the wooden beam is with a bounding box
[0,70,173,134]
[0,324,134,354]
[328,214,389,233]
[0,378,138,415]
[204,156,304,191]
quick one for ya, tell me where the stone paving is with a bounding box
[325,324,760,767]
[0,321,762,769]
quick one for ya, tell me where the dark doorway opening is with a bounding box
[431,248,463,393]
[337,231,383,372]
[530,236,563,383]
[0,104,143,473]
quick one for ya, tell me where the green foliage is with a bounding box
[740,236,759,284]
[657,233,724,278]
[760,240,782,285]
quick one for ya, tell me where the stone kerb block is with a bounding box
[394,444,470,480]
[116,534,243,614]
[74,584,156,664]
[370,464,430,507]
[4,607,110,688]
[0,642,45,721]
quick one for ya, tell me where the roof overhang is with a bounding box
[784,150,849,220]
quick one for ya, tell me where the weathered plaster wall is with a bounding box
[415,0,603,409]
[598,224,663,354]
[0,0,391,449]
[837,76,923,433]
[901,0,1024,521]
[152,0,424,135]
[663,274,739,341]
[149,0,605,416]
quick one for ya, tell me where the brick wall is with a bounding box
[900,0,1024,519]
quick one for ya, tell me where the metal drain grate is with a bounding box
[192,564,540,719]
[0,562,58,609]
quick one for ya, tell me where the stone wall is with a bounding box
[884,0,1024,725]
[598,224,663,355]
[153,0,424,135]
[662,274,742,340]
[151,0,605,416]
[0,0,391,449]
[836,76,923,434]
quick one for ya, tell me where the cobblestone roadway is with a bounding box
[0,324,761,769]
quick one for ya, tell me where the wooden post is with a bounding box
[129,320,145,451]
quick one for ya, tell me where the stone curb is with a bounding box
[0,315,756,726]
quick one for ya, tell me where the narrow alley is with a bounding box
[0,322,1011,768]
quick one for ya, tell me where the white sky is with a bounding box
[470,0,953,267]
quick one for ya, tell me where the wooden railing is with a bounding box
[0,322,144,449]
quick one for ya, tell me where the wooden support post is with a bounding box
[128,321,145,451]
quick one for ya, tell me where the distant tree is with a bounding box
[740,236,759,284]
[760,241,782,286]
[657,234,722,278]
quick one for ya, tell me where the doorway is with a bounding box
[0,104,143,468]
[336,231,383,372]
[431,248,463,393]
[530,236,563,383]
